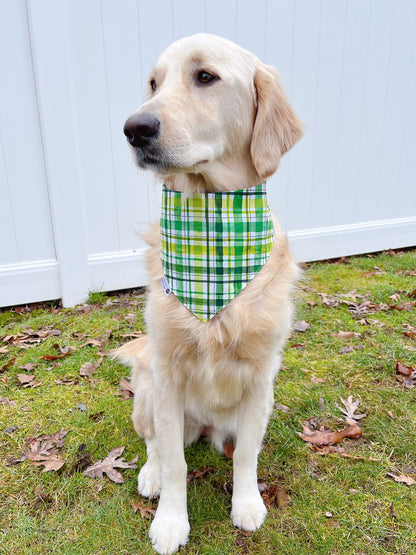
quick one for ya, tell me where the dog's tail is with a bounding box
[110,335,152,390]
[111,335,155,440]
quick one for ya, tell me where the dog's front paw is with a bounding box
[231,493,267,531]
[149,511,190,555]
[138,460,161,499]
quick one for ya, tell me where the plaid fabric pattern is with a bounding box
[160,183,275,322]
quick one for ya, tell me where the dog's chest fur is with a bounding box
[144,223,298,415]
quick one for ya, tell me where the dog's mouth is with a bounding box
[134,145,210,174]
[191,159,209,169]
[134,146,176,173]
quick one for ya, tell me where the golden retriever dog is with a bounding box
[114,33,303,554]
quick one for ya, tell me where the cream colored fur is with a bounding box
[114,33,303,555]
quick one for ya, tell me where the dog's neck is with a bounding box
[162,149,263,198]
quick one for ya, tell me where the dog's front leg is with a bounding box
[149,362,189,555]
[231,379,273,531]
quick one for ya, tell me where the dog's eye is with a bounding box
[150,79,157,92]
[196,71,218,85]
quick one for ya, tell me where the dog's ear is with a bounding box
[250,64,303,179]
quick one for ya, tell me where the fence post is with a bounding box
[27,0,89,306]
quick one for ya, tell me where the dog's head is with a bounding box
[124,34,303,194]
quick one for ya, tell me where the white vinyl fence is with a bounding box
[1,0,416,308]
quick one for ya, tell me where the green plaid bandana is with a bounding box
[160,183,275,322]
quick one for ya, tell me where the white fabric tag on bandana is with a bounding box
[161,276,172,296]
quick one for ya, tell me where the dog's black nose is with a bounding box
[123,113,160,147]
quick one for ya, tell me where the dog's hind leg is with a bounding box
[138,437,161,498]
[112,337,161,498]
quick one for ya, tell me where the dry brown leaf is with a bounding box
[336,396,367,422]
[310,376,326,384]
[24,429,68,472]
[387,473,415,486]
[0,397,16,407]
[258,481,291,510]
[25,452,65,472]
[55,378,79,386]
[1,357,15,372]
[333,330,361,339]
[339,346,355,355]
[17,374,41,388]
[26,429,68,453]
[79,357,103,377]
[299,422,362,447]
[274,403,290,413]
[223,441,235,459]
[132,502,156,518]
[395,362,416,388]
[83,447,138,483]
[403,324,416,340]
[2,328,61,350]
[118,378,134,399]
[19,363,39,372]
[187,467,215,483]
[395,362,415,377]
[293,320,310,332]
[41,351,73,361]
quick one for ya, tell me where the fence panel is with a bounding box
[1,0,415,308]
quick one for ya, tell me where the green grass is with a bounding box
[1,250,415,554]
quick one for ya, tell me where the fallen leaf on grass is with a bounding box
[258,481,291,510]
[293,320,310,332]
[26,429,68,453]
[89,411,104,421]
[333,330,361,339]
[17,374,41,388]
[0,397,16,407]
[24,429,68,472]
[299,422,362,447]
[1,357,16,372]
[274,403,290,413]
[1,327,61,349]
[79,357,103,377]
[131,502,156,519]
[41,349,75,361]
[387,473,415,486]
[339,346,355,355]
[25,452,65,472]
[403,324,416,340]
[395,362,416,388]
[83,447,138,484]
[335,396,367,422]
[55,378,79,386]
[6,453,26,466]
[187,467,215,484]
[235,530,253,549]
[310,376,326,384]
[19,363,39,372]
[223,441,235,459]
[291,343,305,350]
[395,362,415,377]
[117,379,134,399]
